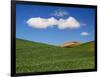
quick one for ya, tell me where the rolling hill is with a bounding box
[16,38,95,73]
[60,41,81,47]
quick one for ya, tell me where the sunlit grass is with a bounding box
[16,38,95,73]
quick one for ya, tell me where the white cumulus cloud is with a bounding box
[80,32,89,36]
[26,17,57,29]
[26,16,81,29]
[57,17,80,29]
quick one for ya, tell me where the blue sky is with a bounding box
[16,4,95,45]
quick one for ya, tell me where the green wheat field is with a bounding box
[16,38,95,73]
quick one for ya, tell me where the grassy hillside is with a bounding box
[16,38,95,73]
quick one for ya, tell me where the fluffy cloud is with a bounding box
[58,17,80,29]
[26,17,57,29]
[26,16,81,29]
[80,32,89,36]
